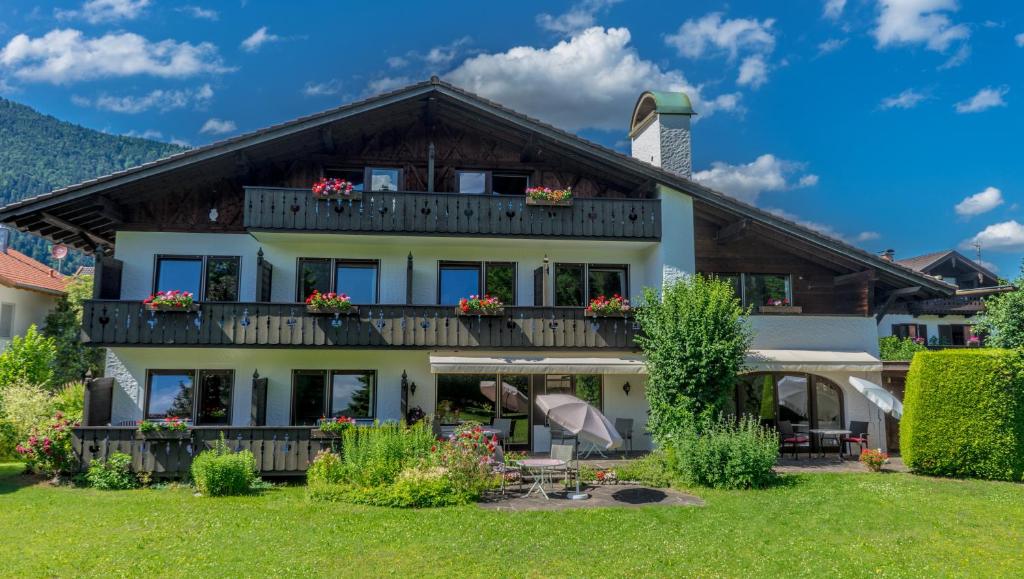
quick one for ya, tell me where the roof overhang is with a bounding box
[429,354,647,375]
[745,350,883,373]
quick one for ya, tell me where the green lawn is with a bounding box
[1,463,1022,577]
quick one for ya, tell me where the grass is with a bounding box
[1,463,1022,577]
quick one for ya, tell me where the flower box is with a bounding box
[145,303,200,313]
[135,429,190,440]
[314,191,362,202]
[525,186,573,206]
[525,197,573,207]
[456,307,505,317]
[584,309,630,318]
[758,305,803,315]
[310,429,341,439]
[311,177,359,200]
[305,305,359,316]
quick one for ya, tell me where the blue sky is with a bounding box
[1,0,1022,277]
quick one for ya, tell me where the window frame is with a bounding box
[437,261,517,305]
[892,323,928,341]
[203,255,242,302]
[456,170,492,195]
[194,369,235,426]
[491,172,531,196]
[295,258,381,303]
[333,259,381,304]
[143,369,197,421]
[553,263,631,307]
[0,302,14,339]
[290,369,377,425]
[714,272,793,308]
[153,254,242,303]
[731,372,845,432]
[366,167,403,192]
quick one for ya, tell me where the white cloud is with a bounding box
[856,231,882,242]
[817,38,848,55]
[76,83,213,114]
[444,27,739,131]
[199,118,236,134]
[963,220,1024,252]
[938,43,970,69]
[124,128,164,140]
[737,55,768,88]
[177,5,218,20]
[56,0,149,24]
[665,13,776,60]
[386,56,408,68]
[823,0,847,20]
[955,86,1008,114]
[303,78,343,97]
[0,29,229,84]
[766,207,858,243]
[955,186,1004,217]
[241,27,279,53]
[873,0,969,52]
[1016,33,1024,47]
[366,76,412,95]
[169,137,191,147]
[692,154,818,204]
[880,88,928,109]
[537,0,621,34]
[387,37,472,71]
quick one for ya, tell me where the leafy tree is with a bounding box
[634,275,752,445]
[44,274,104,385]
[0,325,55,390]
[974,263,1024,349]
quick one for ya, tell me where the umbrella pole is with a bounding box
[569,435,589,500]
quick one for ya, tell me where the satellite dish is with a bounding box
[51,244,68,260]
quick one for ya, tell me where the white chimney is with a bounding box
[629,91,695,178]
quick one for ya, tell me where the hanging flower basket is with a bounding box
[305,291,358,315]
[143,291,198,312]
[312,416,356,439]
[525,186,573,206]
[585,295,631,318]
[457,295,504,316]
[136,418,191,439]
[312,178,362,201]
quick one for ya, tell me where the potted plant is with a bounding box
[312,177,360,200]
[136,416,191,440]
[585,294,631,318]
[525,186,573,206]
[305,290,358,315]
[859,448,889,472]
[311,415,356,439]
[457,294,504,316]
[758,297,802,314]
[143,290,198,312]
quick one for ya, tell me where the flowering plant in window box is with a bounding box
[859,448,889,472]
[758,297,802,315]
[585,294,630,317]
[136,417,191,439]
[312,177,360,200]
[305,290,358,315]
[312,415,356,438]
[967,335,982,347]
[457,295,504,316]
[143,290,198,312]
[525,186,573,206]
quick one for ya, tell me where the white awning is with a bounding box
[745,350,883,372]
[429,355,647,375]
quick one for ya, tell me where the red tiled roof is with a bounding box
[896,250,954,273]
[0,249,67,295]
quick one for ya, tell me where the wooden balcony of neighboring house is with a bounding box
[243,187,661,241]
[907,295,987,316]
[81,300,640,349]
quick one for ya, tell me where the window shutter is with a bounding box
[0,303,13,338]
[938,325,953,345]
[94,256,123,300]
[84,377,115,426]
[250,377,268,426]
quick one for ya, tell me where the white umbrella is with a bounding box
[777,376,809,415]
[479,381,529,413]
[849,377,903,419]
[535,394,622,450]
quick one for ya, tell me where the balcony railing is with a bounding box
[82,301,639,349]
[243,187,661,240]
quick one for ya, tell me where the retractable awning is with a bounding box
[429,355,647,375]
[745,350,883,372]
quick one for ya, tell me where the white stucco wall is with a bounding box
[878,313,974,344]
[630,113,692,178]
[643,185,696,294]
[0,285,61,352]
[750,315,880,355]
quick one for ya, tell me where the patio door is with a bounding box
[435,373,531,449]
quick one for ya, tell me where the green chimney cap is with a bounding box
[630,91,695,136]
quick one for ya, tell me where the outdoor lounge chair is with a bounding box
[841,421,870,456]
[778,420,809,460]
[492,418,512,441]
[614,418,633,455]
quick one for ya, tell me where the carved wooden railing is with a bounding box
[243,187,661,240]
[82,301,639,349]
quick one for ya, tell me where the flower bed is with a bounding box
[305,290,357,315]
[457,295,504,316]
[586,294,630,317]
[143,290,197,312]
[525,186,573,206]
[312,177,360,200]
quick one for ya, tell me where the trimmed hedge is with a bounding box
[902,349,1024,481]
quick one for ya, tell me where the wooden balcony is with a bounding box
[82,300,639,349]
[243,187,661,241]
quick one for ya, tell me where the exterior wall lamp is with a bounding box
[622,381,631,396]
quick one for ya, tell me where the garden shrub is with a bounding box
[16,411,77,479]
[190,437,259,496]
[43,275,105,385]
[0,325,55,389]
[673,416,778,489]
[306,450,345,485]
[0,383,54,444]
[334,422,437,487]
[902,349,1024,481]
[879,336,927,361]
[53,382,85,423]
[613,450,675,487]
[86,452,140,490]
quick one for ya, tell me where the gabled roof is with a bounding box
[0,249,67,295]
[897,249,1000,283]
[0,77,955,297]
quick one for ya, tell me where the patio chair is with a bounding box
[491,445,522,495]
[614,418,634,455]
[492,418,512,441]
[841,421,870,456]
[778,420,809,460]
[550,443,576,485]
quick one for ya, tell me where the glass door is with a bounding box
[435,373,531,449]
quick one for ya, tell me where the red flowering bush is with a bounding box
[306,290,353,312]
[138,416,189,433]
[427,422,497,494]
[15,411,77,479]
[143,290,195,309]
[860,448,889,472]
[587,294,630,316]
[458,294,503,315]
[312,177,355,198]
[319,415,356,435]
[526,186,572,203]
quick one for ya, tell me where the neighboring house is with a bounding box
[877,249,1013,346]
[0,228,67,351]
[0,79,954,457]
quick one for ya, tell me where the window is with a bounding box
[435,373,530,447]
[457,171,489,194]
[892,324,927,341]
[155,255,241,302]
[0,303,14,339]
[554,263,629,307]
[938,324,972,346]
[145,370,195,420]
[291,370,376,425]
[492,173,530,196]
[730,373,844,434]
[297,258,379,303]
[712,273,792,308]
[438,262,516,305]
[195,370,233,425]
[368,167,401,192]
[324,168,365,192]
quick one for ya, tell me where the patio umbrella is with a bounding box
[479,381,529,413]
[535,394,623,450]
[777,376,809,415]
[848,377,903,419]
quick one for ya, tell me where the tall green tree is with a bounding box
[634,275,753,445]
[0,325,55,389]
[975,263,1024,349]
[44,275,104,385]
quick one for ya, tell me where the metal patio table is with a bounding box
[520,458,566,499]
[809,429,852,459]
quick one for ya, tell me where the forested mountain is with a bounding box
[0,98,185,272]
